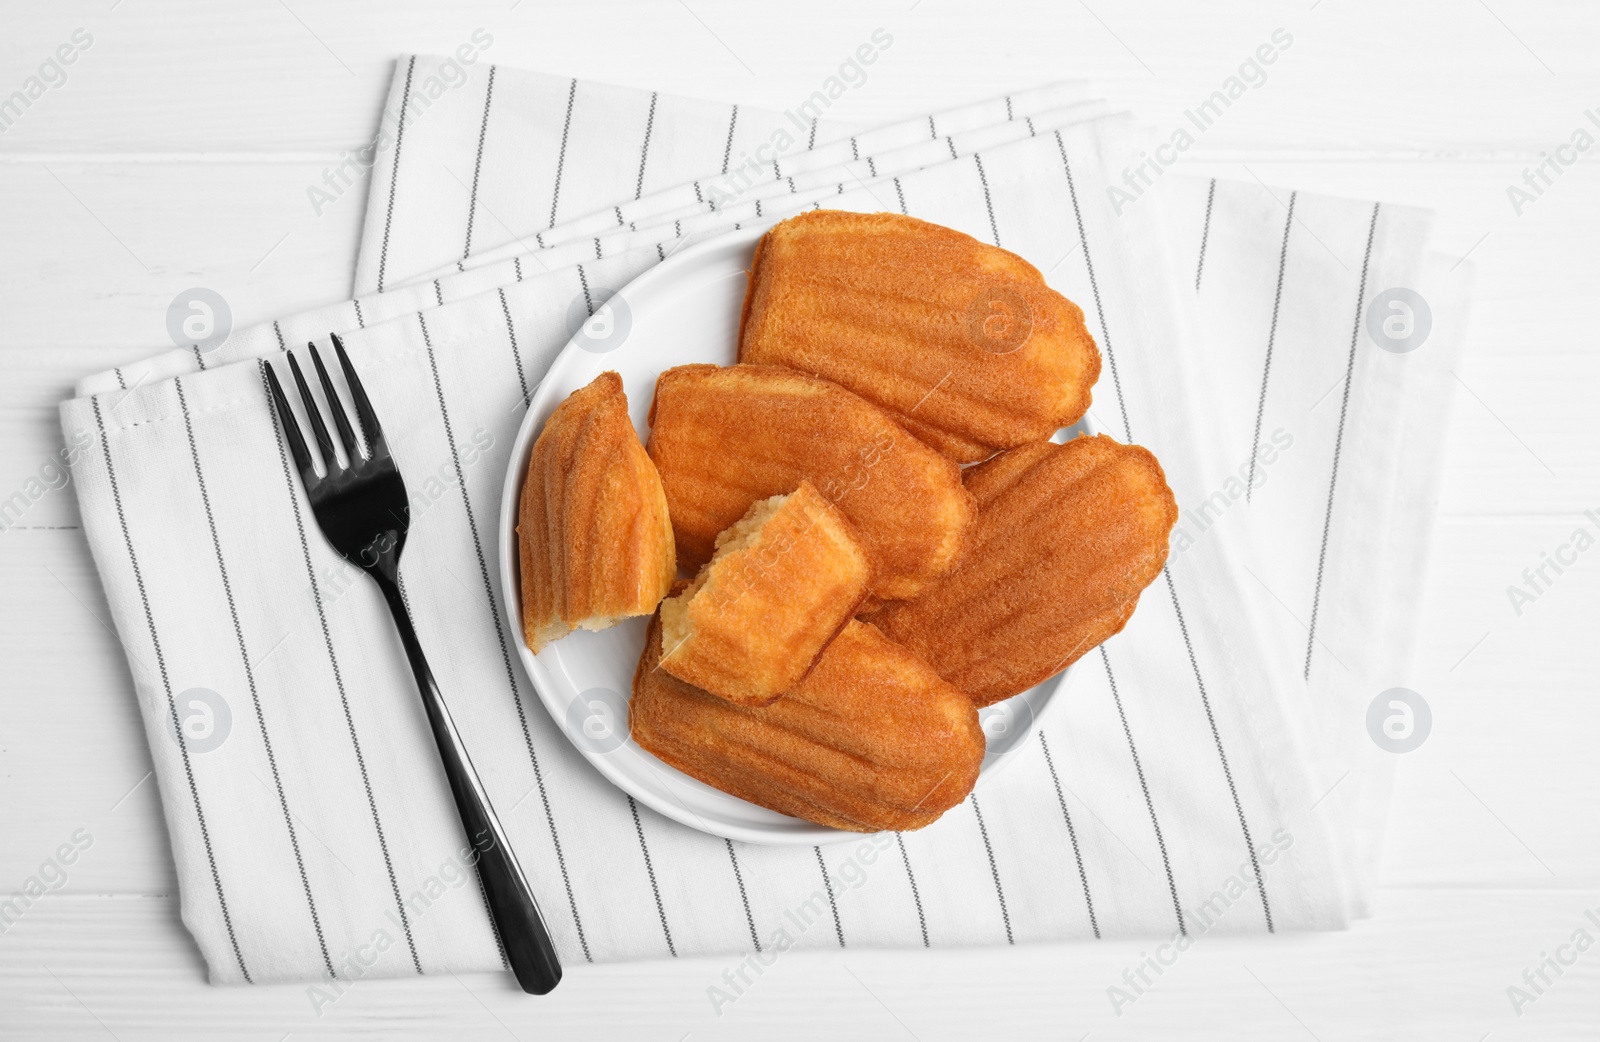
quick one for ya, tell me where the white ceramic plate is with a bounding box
[497,224,1076,845]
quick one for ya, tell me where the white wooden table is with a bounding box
[2,2,1596,1037]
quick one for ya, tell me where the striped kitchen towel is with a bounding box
[1166,175,1472,908]
[59,58,1457,987]
[95,56,1460,911]
[341,60,1468,895]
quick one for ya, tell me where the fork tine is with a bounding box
[286,351,339,473]
[329,332,389,459]
[265,361,319,489]
[309,343,361,463]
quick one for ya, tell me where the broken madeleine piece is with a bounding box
[647,363,975,601]
[868,434,1178,706]
[659,481,871,706]
[739,210,1101,463]
[517,371,675,653]
[633,612,983,832]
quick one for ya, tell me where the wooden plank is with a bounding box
[1,0,1597,1035]
[0,160,363,355]
[0,0,1596,153]
[1,891,1595,1038]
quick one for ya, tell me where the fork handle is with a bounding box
[370,567,563,995]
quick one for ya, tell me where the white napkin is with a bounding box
[61,58,1457,987]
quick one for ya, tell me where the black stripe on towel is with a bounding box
[970,794,1014,944]
[547,78,578,228]
[892,177,908,215]
[1055,131,1130,442]
[629,797,676,957]
[497,287,530,409]
[1037,731,1100,939]
[417,311,593,962]
[174,376,336,978]
[92,395,251,984]
[634,92,658,200]
[973,153,1001,247]
[258,361,422,975]
[462,64,497,261]
[375,55,416,293]
[721,105,738,174]
[1306,202,1381,679]
[1162,569,1275,932]
[894,834,929,947]
[575,264,594,317]
[1101,646,1187,936]
[813,846,845,948]
[1246,189,1297,499]
[724,838,761,952]
[1195,177,1217,291]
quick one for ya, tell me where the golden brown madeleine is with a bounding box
[659,482,872,706]
[868,434,1178,706]
[646,363,975,600]
[518,371,675,653]
[739,210,1101,463]
[632,614,983,832]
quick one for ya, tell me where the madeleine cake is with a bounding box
[739,210,1101,462]
[658,481,872,706]
[646,363,975,601]
[517,371,675,653]
[868,434,1178,705]
[633,611,983,832]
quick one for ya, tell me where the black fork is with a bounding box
[266,333,562,995]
